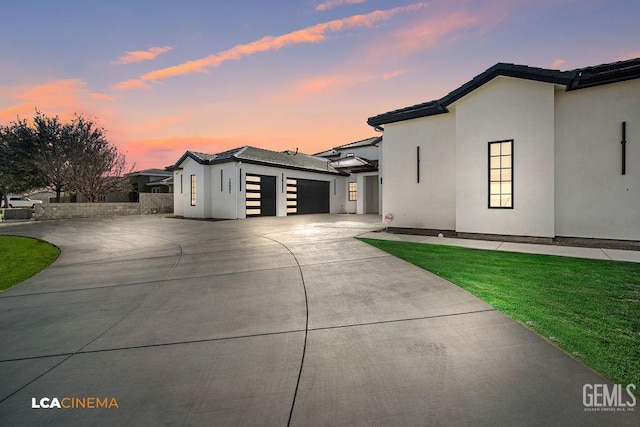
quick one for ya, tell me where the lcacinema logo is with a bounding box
[31,397,119,409]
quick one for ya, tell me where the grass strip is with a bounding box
[0,235,59,292]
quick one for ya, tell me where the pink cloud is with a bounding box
[282,69,404,102]
[113,3,427,90]
[316,0,366,12]
[125,135,258,169]
[112,79,151,91]
[0,79,89,122]
[383,70,405,79]
[91,92,116,102]
[114,46,173,65]
[388,11,479,55]
[551,58,566,68]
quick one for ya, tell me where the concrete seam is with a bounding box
[261,235,309,427]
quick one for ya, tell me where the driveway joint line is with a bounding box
[308,308,498,332]
[1,242,185,406]
[261,235,309,427]
[0,329,307,364]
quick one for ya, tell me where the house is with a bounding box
[315,136,381,214]
[367,58,640,241]
[169,146,351,219]
[126,169,173,194]
[169,141,383,219]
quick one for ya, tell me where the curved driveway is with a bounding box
[0,215,636,425]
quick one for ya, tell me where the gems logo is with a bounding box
[583,384,636,412]
[31,397,119,409]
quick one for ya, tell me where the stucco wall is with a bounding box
[455,76,556,237]
[174,159,347,219]
[554,79,640,240]
[381,114,456,230]
[177,158,206,219]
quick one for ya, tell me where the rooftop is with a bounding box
[368,57,640,127]
[169,146,345,175]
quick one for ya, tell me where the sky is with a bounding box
[1,0,638,170]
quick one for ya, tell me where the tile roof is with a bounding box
[314,136,381,157]
[368,57,640,127]
[169,146,345,175]
[329,156,378,173]
[127,168,173,177]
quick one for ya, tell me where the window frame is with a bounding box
[488,139,514,209]
[348,182,357,201]
[190,174,197,206]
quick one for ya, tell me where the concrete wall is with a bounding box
[381,113,456,230]
[554,79,640,240]
[1,208,32,220]
[34,194,173,220]
[455,77,556,237]
[139,193,173,214]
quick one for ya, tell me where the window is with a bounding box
[488,140,513,208]
[348,182,357,201]
[180,174,183,194]
[190,174,197,206]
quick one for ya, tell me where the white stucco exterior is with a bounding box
[455,77,556,237]
[376,70,640,240]
[554,79,640,240]
[382,113,456,229]
[173,157,347,219]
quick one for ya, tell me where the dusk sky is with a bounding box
[1,0,638,170]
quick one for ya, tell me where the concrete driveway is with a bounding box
[0,215,637,426]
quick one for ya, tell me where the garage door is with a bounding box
[286,178,329,215]
[246,174,276,217]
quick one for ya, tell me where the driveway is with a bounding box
[0,215,637,425]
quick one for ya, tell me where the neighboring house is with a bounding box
[169,146,349,219]
[127,169,173,194]
[367,58,640,241]
[316,136,381,214]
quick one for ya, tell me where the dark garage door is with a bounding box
[287,178,330,215]
[246,174,276,217]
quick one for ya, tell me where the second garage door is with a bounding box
[287,178,330,215]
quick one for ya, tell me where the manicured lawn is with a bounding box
[360,238,640,389]
[0,236,59,292]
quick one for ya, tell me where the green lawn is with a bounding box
[360,238,640,388]
[0,236,59,292]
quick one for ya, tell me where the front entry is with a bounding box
[245,174,276,217]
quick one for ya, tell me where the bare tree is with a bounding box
[32,112,71,203]
[65,115,132,202]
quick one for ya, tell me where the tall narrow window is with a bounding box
[488,140,513,208]
[190,174,197,206]
[220,170,224,192]
[180,174,183,194]
[348,182,357,201]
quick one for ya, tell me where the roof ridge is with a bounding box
[368,58,640,127]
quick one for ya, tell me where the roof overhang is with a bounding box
[367,58,640,127]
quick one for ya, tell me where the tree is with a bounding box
[65,115,132,202]
[32,111,71,203]
[0,118,45,207]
